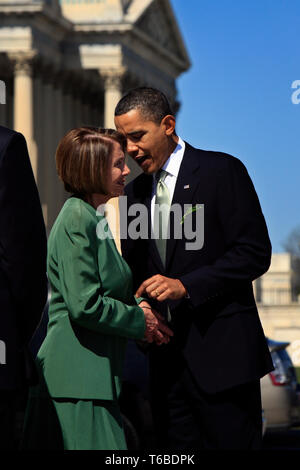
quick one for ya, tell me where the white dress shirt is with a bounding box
[151,136,185,229]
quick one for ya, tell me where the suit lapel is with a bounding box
[165,143,202,271]
[136,174,165,272]
[132,143,202,273]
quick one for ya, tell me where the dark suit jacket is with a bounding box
[121,142,274,394]
[0,126,47,390]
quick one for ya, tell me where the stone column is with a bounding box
[72,79,83,128]
[83,101,90,127]
[33,71,44,192]
[9,51,38,179]
[58,77,73,206]
[64,91,73,134]
[101,68,125,128]
[100,68,125,253]
[70,92,78,128]
[53,75,67,211]
[60,71,74,133]
[92,90,104,127]
[43,70,60,233]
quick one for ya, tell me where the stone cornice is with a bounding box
[72,23,189,74]
[131,25,189,72]
[0,4,43,14]
[73,23,131,34]
[0,3,73,32]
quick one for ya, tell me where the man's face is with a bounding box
[114,108,174,175]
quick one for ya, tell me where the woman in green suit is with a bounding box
[21,127,172,450]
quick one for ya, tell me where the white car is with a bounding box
[261,338,300,432]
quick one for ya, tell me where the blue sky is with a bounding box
[171,0,300,253]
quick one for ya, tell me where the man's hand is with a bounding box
[136,275,187,302]
[139,300,173,345]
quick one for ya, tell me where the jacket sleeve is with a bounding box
[56,209,146,340]
[0,132,48,343]
[179,155,272,308]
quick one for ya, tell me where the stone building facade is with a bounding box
[3,1,299,367]
[254,253,300,366]
[0,0,190,233]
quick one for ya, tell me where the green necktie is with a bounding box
[154,169,172,322]
[154,169,170,267]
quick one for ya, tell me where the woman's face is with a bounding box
[107,141,130,197]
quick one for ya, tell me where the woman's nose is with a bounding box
[123,163,130,176]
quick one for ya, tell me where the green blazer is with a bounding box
[34,197,145,401]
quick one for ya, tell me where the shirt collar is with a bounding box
[157,136,185,179]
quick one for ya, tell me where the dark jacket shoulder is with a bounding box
[0,125,24,156]
[184,141,247,172]
[125,142,248,197]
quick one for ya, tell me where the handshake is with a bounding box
[135,274,188,345]
[139,300,173,345]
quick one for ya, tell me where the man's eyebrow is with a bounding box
[127,130,146,136]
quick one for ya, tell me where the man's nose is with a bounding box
[127,140,138,155]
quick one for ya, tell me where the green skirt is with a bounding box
[21,394,127,450]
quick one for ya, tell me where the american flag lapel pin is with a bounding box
[184,184,190,189]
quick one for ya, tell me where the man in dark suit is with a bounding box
[0,126,47,449]
[115,87,274,450]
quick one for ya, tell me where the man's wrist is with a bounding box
[178,279,190,299]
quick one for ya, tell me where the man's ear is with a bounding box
[162,115,176,136]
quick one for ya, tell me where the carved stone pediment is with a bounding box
[135,0,187,62]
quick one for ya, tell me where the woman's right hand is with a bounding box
[140,302,173,345]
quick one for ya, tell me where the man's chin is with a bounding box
[139,161,156,175]
[142,167,155,175]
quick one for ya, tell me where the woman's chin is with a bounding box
[110,187,125,198]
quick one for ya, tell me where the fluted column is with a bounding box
[70,91,79,128]
[43,70,60,233]
[101,67,125,128]
[64,91,73,134]
[53,76,67,210]
[83,101,90,127]
[92,91,104,127]
[9,51,38,179]
[33,71,44,191]
[99,68,125,252]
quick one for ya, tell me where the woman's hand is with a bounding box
[139,301,173,345]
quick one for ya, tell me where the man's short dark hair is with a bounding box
[115,87,173,124]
